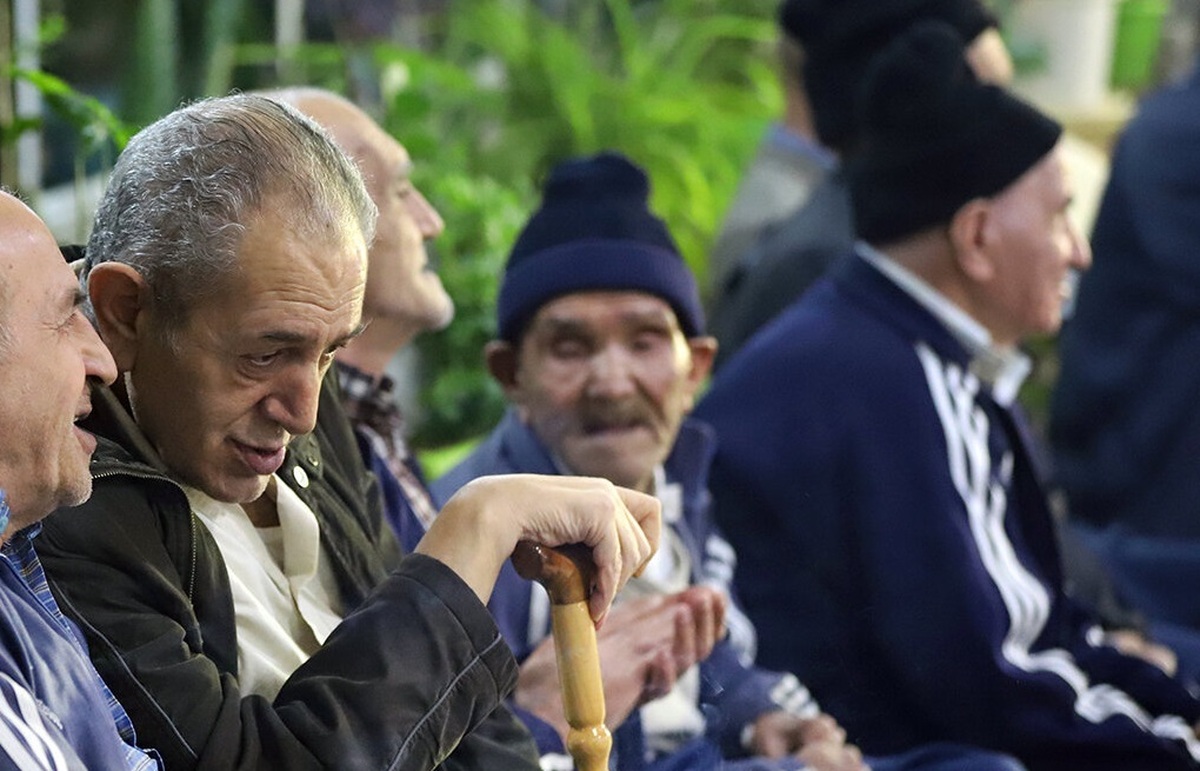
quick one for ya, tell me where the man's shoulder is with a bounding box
[710,288,883,389]
[430,412,565,506]
[430,419,527,504]
[40,442,190,577]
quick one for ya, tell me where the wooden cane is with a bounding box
[512,540,611,771]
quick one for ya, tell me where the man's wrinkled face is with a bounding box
[124,204,367,503]
[980,146,1092,346]
[503,292,715,493]
[296,94,452,334]
[0,195,117,532]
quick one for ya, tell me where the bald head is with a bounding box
[265,89,452,365]
[270,89,393,166]
[0,192,117,531]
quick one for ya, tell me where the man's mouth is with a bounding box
[73,406,97,453]
[232,440,287,476]
[581,418,649,437]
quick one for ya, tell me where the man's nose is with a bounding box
[586,347,638,399]
[260,366,322,436]
[83,324,118,387]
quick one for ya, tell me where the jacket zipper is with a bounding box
[91,468,198,603]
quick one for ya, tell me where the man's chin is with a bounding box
[194,473,271,505]
[57,476,94,511]
[566,450,655,492]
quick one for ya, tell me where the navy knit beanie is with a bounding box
[778,0,998,151]
[496,152,704,343]
[847,21,1062,245]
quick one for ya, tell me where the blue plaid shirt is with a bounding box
[0,493,159,770]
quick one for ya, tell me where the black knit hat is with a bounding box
[778,0,998,150]
[496,152,704,343]
[846,21,1062,245]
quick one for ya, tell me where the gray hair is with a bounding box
[84,93,377,331]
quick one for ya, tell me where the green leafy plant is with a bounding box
[364,0,781,449]
[1,14,131,198]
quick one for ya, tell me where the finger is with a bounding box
[800,714,843,744]
[589,485,656,624]
[597,593,673,639]
[696,588,720,653]
[672,603,699,673]
[682,589,717,662]
[642,645,676,704]
[677,586,724,661]
[586,486,628,624]
[754,725,788,758]
[614,486,661,574]
[712,588,729,639]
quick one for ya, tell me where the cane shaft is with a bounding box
[512,541,612,771]
[551,601,610,771]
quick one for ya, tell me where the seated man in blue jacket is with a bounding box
[434,151,1023,771]
[0,191,159,769]
[696,21,1200,770]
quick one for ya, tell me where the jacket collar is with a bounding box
[833,248,1031,405]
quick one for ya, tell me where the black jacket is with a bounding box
[37,375,540,770]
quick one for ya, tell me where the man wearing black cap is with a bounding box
[435,152,1027,771]
[705,2,834,304]
[709,0,1011,368]
[697,21,1200,770]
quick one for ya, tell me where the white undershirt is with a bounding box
[185,476,345,700]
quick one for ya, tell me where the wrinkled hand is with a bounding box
[751,711,868,771]
[515,586,727,742]
[417,474,661,623]
[797,739,870,771]
[1105,629,1178,677]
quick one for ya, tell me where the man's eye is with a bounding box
[246,352,281,367]
[551,340,587,358]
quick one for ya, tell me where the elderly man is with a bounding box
[434,152,1025,771]
[0,191,157,769]
[697,22,1200,770]
[35,94,659,771]
[710,0,1011,368]
[262,88,453,553]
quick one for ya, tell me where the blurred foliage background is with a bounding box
[4,0,1194,466]
[1,0,781,455]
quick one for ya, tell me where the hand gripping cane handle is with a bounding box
[512,541,611,771]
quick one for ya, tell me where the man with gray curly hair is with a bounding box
[36,93,660,771]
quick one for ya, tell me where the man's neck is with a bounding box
[241,482,280,528]
[336,318,418,379]
[783,89,819,146]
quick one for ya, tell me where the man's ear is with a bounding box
[484,339,520,393]
[685,335,718,393]
[86,262,150,372]
[948,198,996,284]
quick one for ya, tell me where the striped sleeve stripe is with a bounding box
[0,672,69,770]
[770,673,820,718]
[917,343,1200,762]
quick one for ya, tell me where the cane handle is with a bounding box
[512,541,611,771]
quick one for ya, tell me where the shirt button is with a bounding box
[292,465,310,489]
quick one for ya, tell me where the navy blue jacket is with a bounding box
[433,413,802,769]
[697,252,1200,770]
[1051,65,1200,537]
[0,525,157,770]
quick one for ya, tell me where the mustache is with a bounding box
[578,398,659,434]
